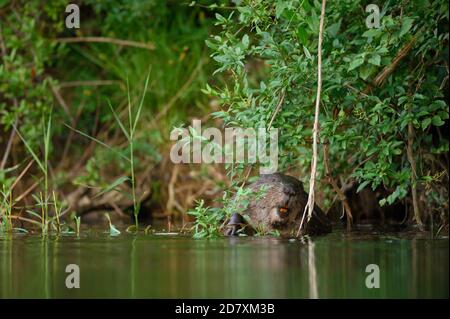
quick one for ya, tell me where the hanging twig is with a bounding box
[298,0,327,237]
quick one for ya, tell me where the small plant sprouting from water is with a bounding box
[52,191,62,233]
[105,213,121,236]
[66,71,151,231]
[188,200,223,238]
[72,214,81,236]
[188,184,268,238]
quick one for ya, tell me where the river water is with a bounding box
[0,230,448,298]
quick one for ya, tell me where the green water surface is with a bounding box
[0,230,448,298]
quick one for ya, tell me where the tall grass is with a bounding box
[14,112,52,235]
[0,185,13,233]
[67,71,151,231]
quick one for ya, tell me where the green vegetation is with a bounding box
[0,0,220,235]
[194,0,449,235]
[0,0,448,237]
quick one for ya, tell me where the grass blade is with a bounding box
[132,68,152,134]
[44,110,52,164]
[64,123,131,163]
[25,210,43,222]
[107,99,130,141]
[13,125,45,173]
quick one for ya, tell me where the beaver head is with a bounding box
[225,173,331,237]
[246,173,307,232]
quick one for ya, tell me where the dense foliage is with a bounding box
[0,0,448,236]
[198,0,448,233]
[0,0,219,233]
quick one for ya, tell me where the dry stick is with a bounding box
[238,165,254,189]
[51,84,75,124]
[343,38,416,115]
[9,215,42,227]
[407,105,424,229]
[297,0,327,237]
[0,22,7,57]
[15,180,41,203]
[323,143,353,230]
[56,80,120,89]
[369,39,416,90]
[10,160,34,191]
[166,165,180,216]
[0,124,16,170]
[268,91,286,130]
[55,37,155,50]
[0,24,19,171]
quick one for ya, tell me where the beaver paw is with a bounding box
[224,213,253,236]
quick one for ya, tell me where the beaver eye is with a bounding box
[278,207,289,216]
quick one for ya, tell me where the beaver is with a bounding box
[224,173,332,237]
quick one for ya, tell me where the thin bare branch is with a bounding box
[298,0,327,237]
[55,37,155,50]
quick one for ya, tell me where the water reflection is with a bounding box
[0,231,448,298]
[308,239,318,299]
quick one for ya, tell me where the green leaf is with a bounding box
[368,54,381,66]
[348,58,364,71]
[327,21,341,38]
[26,210,43,221]
[215,13,226,23]
[362,28,381,38]
[356,180,371,193]
[242,34,249,48]
[421,117,432,130]
[303,46,312,60]
[399,17,414,37]
[275,1,287,18]
[297,26,308,45]
[359,66,373,80]
[432,115,444,126]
